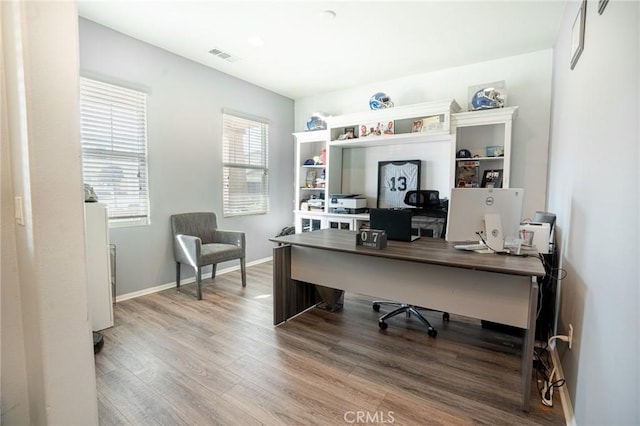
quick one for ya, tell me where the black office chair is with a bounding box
[372,301,449,337]
[372,190,449,337]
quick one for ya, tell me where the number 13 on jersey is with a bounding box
[377,160,421,208]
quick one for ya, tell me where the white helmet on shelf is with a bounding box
[369,92,394,110]
[306,112,328,130]
[471,87,505,110]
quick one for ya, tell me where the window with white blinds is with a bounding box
[222,111,269,217]
[80,77,150,227]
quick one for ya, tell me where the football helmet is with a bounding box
[471,87,505,110]
[369,92,394,110]
[306,112,328,131]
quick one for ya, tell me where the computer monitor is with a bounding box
[445,188,525,245]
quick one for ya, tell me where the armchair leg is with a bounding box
[195,267,203,300]
[211,264,217,279]
[175,262,181,291]
[240,258,247,287]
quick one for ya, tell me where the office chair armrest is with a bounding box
[213,230,245,249]
[175,234,201,266]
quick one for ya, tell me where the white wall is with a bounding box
[295,50,554,219]
[1,7,30,419]
[1,1,98,424]
[548,1,639,424]
[78,19,295,296]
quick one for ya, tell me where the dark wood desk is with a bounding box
[270,229,546,411]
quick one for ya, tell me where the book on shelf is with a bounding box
[456,160,480,188]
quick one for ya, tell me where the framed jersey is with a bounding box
[377,160,421,208]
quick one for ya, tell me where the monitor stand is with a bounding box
[482,213,504,252]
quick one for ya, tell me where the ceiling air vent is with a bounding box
[208,48,239,62]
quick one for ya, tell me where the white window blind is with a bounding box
[80,77,150,226]
[222,112,269,217]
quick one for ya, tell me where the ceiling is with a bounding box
[77,1,566,100]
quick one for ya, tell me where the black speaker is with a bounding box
[404,190,440,209]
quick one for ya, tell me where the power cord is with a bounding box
[474,231,509,254]
[541,366,566,407]
[474,231,535,257]
[534,336,568,407]
[538,253,567,281]
[473,229,569,407]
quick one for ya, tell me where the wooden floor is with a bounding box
[95,261,565,425]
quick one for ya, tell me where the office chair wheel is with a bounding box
[372,302,381,312]
[378,320,388,330]
[427,328,438,337]
[443,312,450,322]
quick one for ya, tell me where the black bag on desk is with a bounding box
[276,226,295,237]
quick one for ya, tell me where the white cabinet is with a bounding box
[451,106,518,189]
[84,202,113,331]
[295,211,369,233]
[326,213,369,232]
[297,211,325,233]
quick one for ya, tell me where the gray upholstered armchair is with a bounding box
[170,212,246,300]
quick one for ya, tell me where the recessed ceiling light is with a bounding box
[248,36,264,47]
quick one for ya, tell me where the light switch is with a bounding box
[14,196,25,225]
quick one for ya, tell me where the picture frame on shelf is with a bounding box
[456,160,480,188]
[480,169,503,188]
[345,127,355,139]
[411,115,445,133]
[305,170,317,188]
[420,115,444,133]
[377,160,420,208]
[571,0,586,70]
[338,127,356,140]
[361,120,394,137]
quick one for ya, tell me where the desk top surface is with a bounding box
[270,229,546,277]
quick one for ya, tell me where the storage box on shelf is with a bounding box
[294,99,461,233]
[450,106,518,189]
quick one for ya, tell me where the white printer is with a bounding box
[329,194,367,214]
[519,222,552,254]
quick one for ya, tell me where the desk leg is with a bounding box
[272,244,317,325]
[521,278,539,412]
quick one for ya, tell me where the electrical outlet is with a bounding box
[568,324,573,349]
[14,196,25,226]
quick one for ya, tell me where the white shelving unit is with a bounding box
[293,130,328,233]
[450,106,518,189]
[293,99,461,233]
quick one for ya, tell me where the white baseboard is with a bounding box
[115,256,272,303]
[548,345,576,426]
